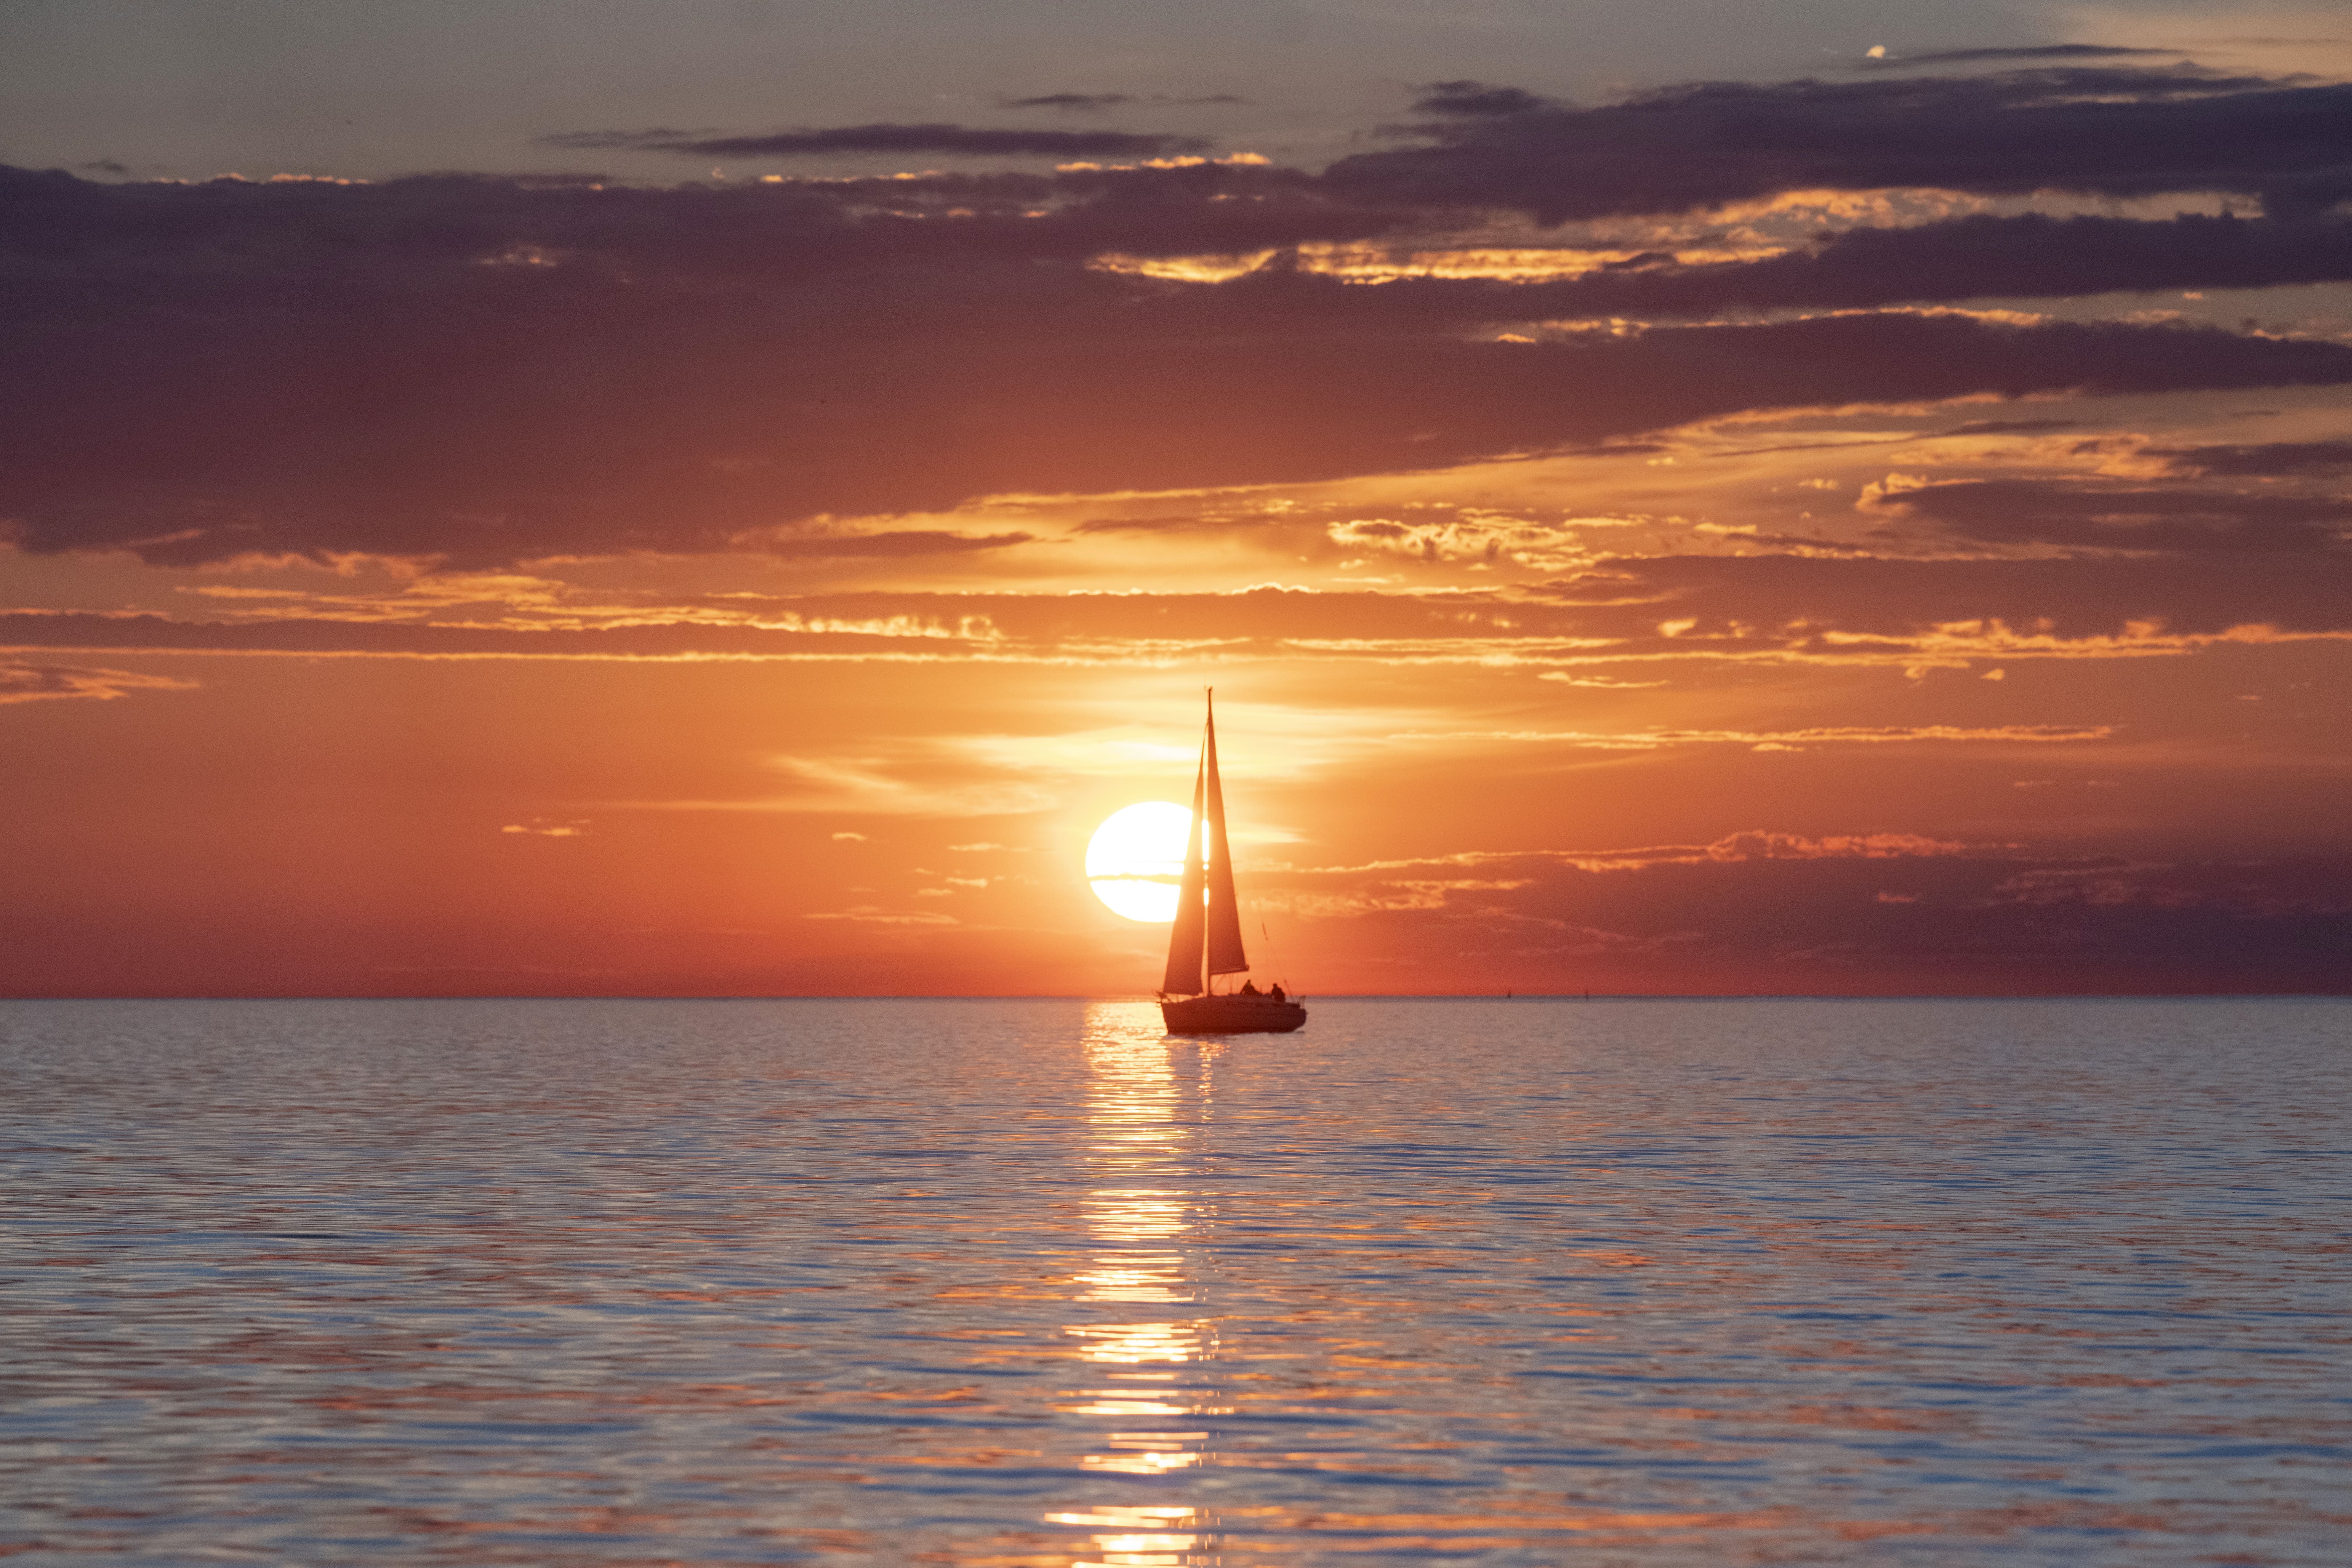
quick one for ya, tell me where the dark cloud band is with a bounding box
[6,61,2349,570]
[5,296,2343,567]
[1335,69,2352,220]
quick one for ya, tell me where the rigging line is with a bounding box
[1258,919,1290,988]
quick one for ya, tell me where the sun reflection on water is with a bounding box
[1045,1505,1206,1568]
[1055,1003,1225,1565]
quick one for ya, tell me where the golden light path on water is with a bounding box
[1052,1008,1223,1566]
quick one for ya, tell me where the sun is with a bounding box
[1086,801,1195,922]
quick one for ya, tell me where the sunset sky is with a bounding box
[4,0,2349,996]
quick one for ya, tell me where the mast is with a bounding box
[1160,748,1207,996]
[1202,690,1249,979]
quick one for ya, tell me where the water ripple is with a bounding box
[1,996,2347,1564]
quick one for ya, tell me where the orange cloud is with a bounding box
[0,661,197,706]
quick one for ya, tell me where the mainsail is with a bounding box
[1201,695,1249,977]
[1161,691,1250,996]
[1161,752,1207,996]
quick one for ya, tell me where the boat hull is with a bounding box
[1160,994,1307,1034]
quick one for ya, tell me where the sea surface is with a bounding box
[1,998,2347,1566]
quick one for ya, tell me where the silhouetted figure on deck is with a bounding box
[1270,984,1286,1002]
[1239,980,1259,996]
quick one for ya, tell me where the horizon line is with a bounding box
[4,992,2347,1004]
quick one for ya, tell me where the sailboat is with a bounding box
[1159,692,1307,1035]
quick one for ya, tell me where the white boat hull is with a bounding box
[1160,994,1307,1034]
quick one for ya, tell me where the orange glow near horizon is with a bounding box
[6,547,2351,997]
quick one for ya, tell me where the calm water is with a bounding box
[2,998,2347,1565]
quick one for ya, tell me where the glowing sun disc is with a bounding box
[1087,801,1195,922]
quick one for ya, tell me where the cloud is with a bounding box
[543,123,1209,158]
[802,907,960,925]
[1410,81,1557,118]
[1535,551,2352,644]
[1003,93,1246,111]
[1511,213,2352,318]
[758,530,1035,559]
[1005,94,1133,111]
[1069,515,1230,535]
[1944,419,2080,437]
[1332,69,2352,221]
[1328,513,1562,563]
[1307,830,1981,875]
[1698,830,1975,860]
[2150,440,2352,476]
[11,536,2352,671]
[1862,476,2351,553]
[1100,212,2352,334]
[1865,45,2175,66]
[0,661,196,706]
